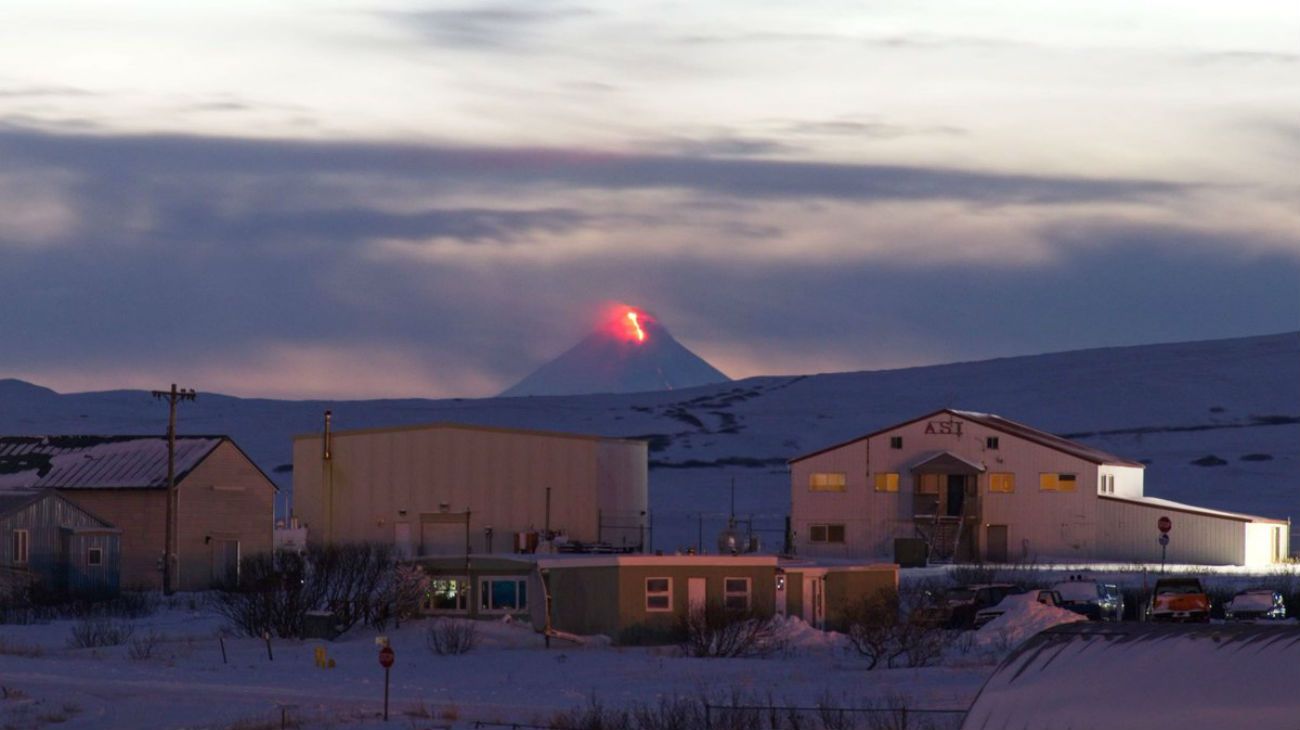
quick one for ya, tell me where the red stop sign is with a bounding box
[378,645,394,668]
[1158,516,1172,534]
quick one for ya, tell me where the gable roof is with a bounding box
[0,489,118,529]
[789,408,1144,467]
[0,435,226,490]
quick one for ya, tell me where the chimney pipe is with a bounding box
[323,410,333,460]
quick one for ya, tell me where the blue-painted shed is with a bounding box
[0,491,120,597]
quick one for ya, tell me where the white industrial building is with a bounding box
[292,418,648,555]
[791,409,1289,567]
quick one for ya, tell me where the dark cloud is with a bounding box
[0,126,1286,398]
[382,6,594,51]
[0,126,1187,206]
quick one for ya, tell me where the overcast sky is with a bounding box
[1,1,1297,398]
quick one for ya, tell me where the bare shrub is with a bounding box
[212,543,400,638]
[679,604,785,658]
[844,583,955,669]
[67,618,134,648]
[128,631,164,660]
[843,589,899,669]
[426,617,479,655]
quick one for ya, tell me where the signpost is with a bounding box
[378,644,394,721]
[1157,516,1172,573]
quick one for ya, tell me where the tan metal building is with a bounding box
[0,436,276,590]
[291,421,648,555]
[790,409,1289,567]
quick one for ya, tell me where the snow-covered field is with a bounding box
[0,599,997,730]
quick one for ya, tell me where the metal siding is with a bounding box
[296,425,645,553]
[1095,498,1246,565]
[0,493,119,594]
[790,442,875,558]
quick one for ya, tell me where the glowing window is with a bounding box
[917,474,941,495]
[990,473,1015,493]
[874,473,899,492]
[809,472,847,492]
[423,577,469,613]
[1040,473,1078,492]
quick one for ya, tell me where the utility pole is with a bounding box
[152,383,197,595]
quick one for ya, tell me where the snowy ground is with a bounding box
[0,599,999,730]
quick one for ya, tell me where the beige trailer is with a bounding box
[292,421,648,555]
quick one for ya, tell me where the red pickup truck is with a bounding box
[1147,577,1211,622]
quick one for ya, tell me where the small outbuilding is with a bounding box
[0,490,120,598]
[414,553,897,643]
[0,435,276,590]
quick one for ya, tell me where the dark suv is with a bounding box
[1052,578,1124,621]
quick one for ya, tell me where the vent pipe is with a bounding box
[323,410,333,460]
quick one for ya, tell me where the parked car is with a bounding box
[942,583,1025,629]
[974,589,1063,629]
[1146,577,1210,622]
[1223,589,1287,621]
[1052,578,1124,621]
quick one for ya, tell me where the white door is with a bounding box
[802,576,825,628]
[394,522,412,559]
[687,577,707,616]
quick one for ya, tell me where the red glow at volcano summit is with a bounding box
[605,305,650,343]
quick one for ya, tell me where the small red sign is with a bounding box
[1158,516,1172,534]
[378,645,394,669]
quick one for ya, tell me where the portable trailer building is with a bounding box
[0,490,120,597]
[0,436,276,590]
[291,421,649,555]
[790,409,1288,567]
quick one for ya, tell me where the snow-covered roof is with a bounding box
[789,408,1145,467]
[963,623,1300,729]
[1100,493,1286,524]
[291,421,646,445]
[0,436,225,490]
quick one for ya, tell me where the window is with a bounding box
[889,436,903,449]
[423,577,470,613]
[986,437,1000,449]
[873,472,899,492]
[645,577,672,611]
[1099,475,1115,494]
[87,547,103,567]
[809,524,846,543]
[11,530,28,565]
[479,577,528,612]
[989,473,1015,493]
[809,472,847,492]
[1040,473,1078,492]
[724,577,752,611]
[917,473,941,494]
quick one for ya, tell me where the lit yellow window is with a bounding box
[989,473,1015,493]
[1040,473,1077,492]
[917,473,941,495]
[873,473,899,492]
[809,472,847,492]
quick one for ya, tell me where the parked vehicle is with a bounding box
[1224,589,1287,621]
[1146,577,1210,622]
[1052,578,1124,621]
[942,583,1025,629]
[974,589,1063,628]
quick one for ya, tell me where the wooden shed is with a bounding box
[0,491,120,598]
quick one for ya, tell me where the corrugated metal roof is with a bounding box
[963,623,1300,729]
[0,436,224,490]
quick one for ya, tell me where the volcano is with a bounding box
[500,308,730,397]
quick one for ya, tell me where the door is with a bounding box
[212,539,239,587]
[420,517,468,556]
[946,474,965,516]
[987,525,1008,563]
[687,577,707,617]
[774,573,788,617]
[801,576,825,628]
[394,522,412,559]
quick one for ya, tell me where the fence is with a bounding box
[469,700,969,730]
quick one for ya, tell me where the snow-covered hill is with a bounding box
[1,331,1296,552]
[500,307,729,397]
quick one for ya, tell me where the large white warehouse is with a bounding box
[791,409,1288,567]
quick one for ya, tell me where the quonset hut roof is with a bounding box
[962,622,1300,729]
[0,436,226,490]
